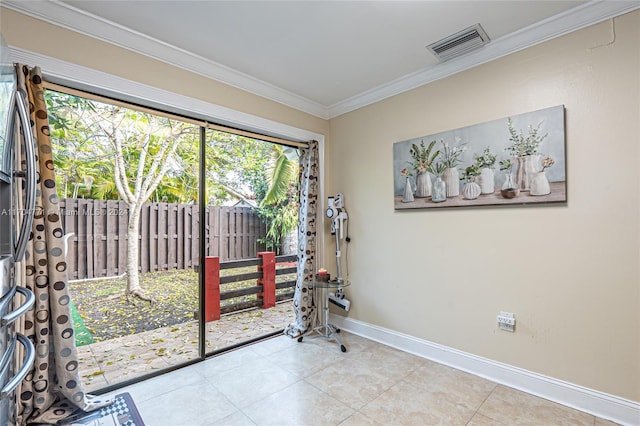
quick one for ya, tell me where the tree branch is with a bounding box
[143,133,182,201]
[134,115,153,198]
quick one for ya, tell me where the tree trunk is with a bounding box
[281,229,298,255]
[126,205,154,302]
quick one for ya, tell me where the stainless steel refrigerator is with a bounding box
[0,35,36,426]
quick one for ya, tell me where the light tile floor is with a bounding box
[104,331,619,426]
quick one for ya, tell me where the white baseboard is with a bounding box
[330,314,640,426]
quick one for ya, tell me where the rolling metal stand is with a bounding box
[297,193,351,352]
[297,279,350,352]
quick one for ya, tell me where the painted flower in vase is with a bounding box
[505,118,548,191]
[408,140,440,197]
[530,156,555,196]
[460,164,481,200]
[473,147,497,194]
[541,157,555,171]
[440,138,466,197]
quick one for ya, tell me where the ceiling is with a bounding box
[4,1,640,118]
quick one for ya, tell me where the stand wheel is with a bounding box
[335,328,341,333]
[297,336,303,342]
[340,345,347,353]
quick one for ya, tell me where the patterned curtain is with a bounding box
[284,140,319,337]
[14,65,110,425]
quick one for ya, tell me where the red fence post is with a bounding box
[205,256,220,322]
[257,252,276,309]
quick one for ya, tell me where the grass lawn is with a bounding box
[69,266,296,345]
[69,269,199,343]
[70,299,94,346]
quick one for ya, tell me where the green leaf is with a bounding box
[262,151,297,206]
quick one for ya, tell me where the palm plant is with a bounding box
[408,140,440,175]
[262,146,298,205]
[259,146,300,254]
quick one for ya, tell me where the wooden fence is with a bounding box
[203,253,298,321]
[59,199,268,280]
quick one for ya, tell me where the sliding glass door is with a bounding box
[45,86,299,391]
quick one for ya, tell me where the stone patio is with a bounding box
[77,301,294,392]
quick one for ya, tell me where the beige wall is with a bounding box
[0,8,329,136]
[329,11,639,402]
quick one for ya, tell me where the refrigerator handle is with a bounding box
[13,89,37,262]
[1,286,35,326]
[0,334,35,399]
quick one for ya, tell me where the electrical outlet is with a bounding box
[497,311,515,332]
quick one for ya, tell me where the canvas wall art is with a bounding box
[393,105,566,210]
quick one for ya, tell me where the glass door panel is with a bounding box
[46,89,201,391]
[202,129,296,355]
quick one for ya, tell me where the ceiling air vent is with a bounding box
[427,23,490,62]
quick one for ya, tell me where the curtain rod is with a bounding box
[42,81,309,149]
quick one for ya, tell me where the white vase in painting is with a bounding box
[414,171,432,198]
[432,175,446,203]
[443,167,459,197]
[514,154,539,191]
[462,181,481,200]
[402,176,414,202]
[530,171,551,196]
[478,168,495,194]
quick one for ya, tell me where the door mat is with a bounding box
[59,393,145,426]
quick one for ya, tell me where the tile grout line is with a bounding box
[465,382,499,425]
[301,372,362,417]
[236,377,306,424]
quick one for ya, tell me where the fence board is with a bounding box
[92,199,104,277]
[176,204,184,270]
[242,208,250,258]
[212,207,220,257]
[169,203,178,269]
[190,205,199,269]
[248,210,257,255]
[229,208,237,260]
[220,208,229,261]
[187,205,193,267]
[104,200,114,277]
[235,208,242,259]
[139,205,148,274]
[161,203,168,269]
[206,206,216,257]
[84,200,94,278]
[239,210,245,258]
[151,204,159,272]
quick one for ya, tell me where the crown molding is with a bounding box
[3,0,640,120]
[1,0,331,119]
[326,0,640,118]
[8,46,323,144]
